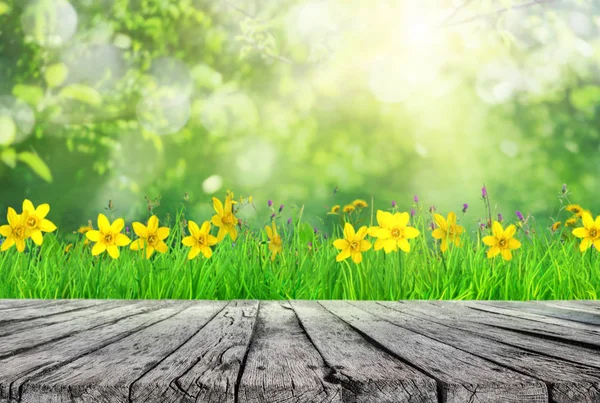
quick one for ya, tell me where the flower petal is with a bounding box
[200,221,211,235]
[492,221,504,237]
[395,212,409,228]
[145,246,155,259]
[355,226,368,240]
[404,226,420,239]
[360,240,372,252]
[336,249,351,262]
[115,233,131,246]
[188,247,200,260]
[30,230,43,246]
[333,239,348,250]
[351,252,363,264]
[434,214,448,231]
[1,238,14,251]
[132,222,148,238]
[376,210,391,227]
[16,239,26,252]
[130,239,145,251]
[107,245,120,259]
[188,220,200,235]
[447,212,457,226]
[207,234,218,246]
[92,242,106,256]
[86,230,101,242]
[501,249,512,261]
[431,228,446,240]
[110,218,125,234]
[212,197,224,215]
[482,236,497,246]
[343,222,355,240]
[383,239,397,253]
[147,215,159,232]
[580,238,592,252]
[98,214,110,232]
[7,207,17,225]
[572,227,587,238]
[157,227,170,240]
[440,239,448,253]
[265,225,273,239]
[201,246,213,259]
[35,203,50,219]
[228,226,238,241]
[22,199,35,213]
[39,219,56,232]
[582,212,594,229]
[182,236,195,247]
[211,215,222,228]
[398,238,410,253]
[487,246,500,258]
[0,225,11,237]
[374,239,385,251]
[155,241,168,253]
[509,238,521,250]
[504,225,516,238]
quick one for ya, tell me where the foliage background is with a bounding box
[0,0,598,236]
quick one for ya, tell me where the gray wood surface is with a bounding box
[0,299,599,403]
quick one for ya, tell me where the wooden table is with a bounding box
[1,299,600,403]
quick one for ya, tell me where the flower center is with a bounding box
[350,241,360,252]
[222,214,233,225]
[27,217,37,228]
[147,235,156,245]
[590,228,598,239]
[391,228,401,238]
[499,238,507,248]
[104,234,113,243]
[197,235,205,245]
[272,236,282,246]
[14,226,24,238]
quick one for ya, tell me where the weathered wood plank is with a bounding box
[0,299,107,323]
[484,301,600,326]
[19,300,227,403]
[131,300,258,403]
[239,301,342,403]
[454,301,600,348]
[321,300,548,403]
[0,300,189,403]
[373,301,600,403]
[0,300,52,311]
[290,300,438,403]
[533,301,600,316]
[0,300,128,337]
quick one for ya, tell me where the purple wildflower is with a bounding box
[308,241,312,248]
[287,218,292,225]
[462,203,468,213]
[270,213,276,220]
[410,208,415,217]
[314,227,318,234]
[430,222,436,231]
[268,199,273,207]
[498,213,503,222]
[279,204,284,213]
[413,195,419,203]
[516,211,524,221]
[392,200,396,208]
[125,226,130,234]
[482,185,487,199]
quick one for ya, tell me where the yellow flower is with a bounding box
[367,210,420,253]
[85,214,131,259]
[482,221,521,261]
[21,199,57,245]
[65,243,73,253]
[333,222,372,263]
[431,212,465,252]
[211,196,238,242]
[572,212,600,252]
[265,221,282,261]
[342,204,356,214]
[226,190,238,204]
[565,218,577,227]
[327,205,340,215]
[0,208,30,252]
[182,220,218,259]
[130,215,170,259]
[566,204,584,217]
[551,221,561,232]
[77,225,93,234]
[352,199,368,208]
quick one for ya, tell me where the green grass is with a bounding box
[0,201,599,300]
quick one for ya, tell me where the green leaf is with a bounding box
[44,63,69,88]
[0,2,10,15]
[13,84,44,107]
[0,115,16,146]
[0,147,16,168]
[17,151,53,182]
[570,85,600,111]
[59,84,102,106]
[298,222,314,244]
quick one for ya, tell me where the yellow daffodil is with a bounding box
[0,208,30,252]
[551,221,561,232]
[566,204,585,217]
[342,204,355,214]
[327,205,341,215]
[130,215,170,259]
[333,222,372,263]
[572,212,600,252]
[21,199,57,245]
[367,210,420,253]
[352,199,368,208]
[226,190,238,204]
[211,196,238,242]
[265,221,282,261]
[85,214,131,259]
[482,221,521,261]
[431,212,464,253]
[182,220,218,259]
[65,243,73,253]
